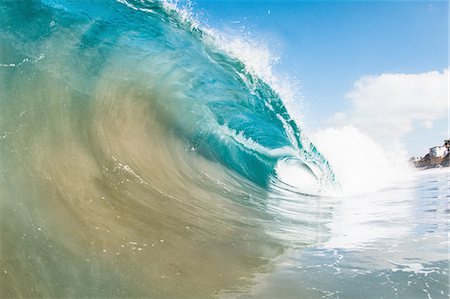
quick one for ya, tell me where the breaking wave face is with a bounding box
[0,0,336,297]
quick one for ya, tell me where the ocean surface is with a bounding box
[0,0,448,298]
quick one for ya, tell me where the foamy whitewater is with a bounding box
[0,0,448,298]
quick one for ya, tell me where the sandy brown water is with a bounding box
[0,65,288,298]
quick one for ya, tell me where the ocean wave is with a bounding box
[0,0,335,297]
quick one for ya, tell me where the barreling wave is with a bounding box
[0,0,335,297]
[1,0,334,190]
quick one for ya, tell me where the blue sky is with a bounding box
[192,0,448,156]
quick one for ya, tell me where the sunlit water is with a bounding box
[238,168,449,298]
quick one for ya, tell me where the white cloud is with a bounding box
[330,69,448,143]
[422,120,433,129]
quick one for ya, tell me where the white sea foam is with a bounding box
[203,29,304,126]
[312,126,414,196]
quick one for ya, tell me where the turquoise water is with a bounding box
[0,0,448,298]
[0,0,333,189]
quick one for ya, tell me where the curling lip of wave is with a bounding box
[3,0,335,191]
